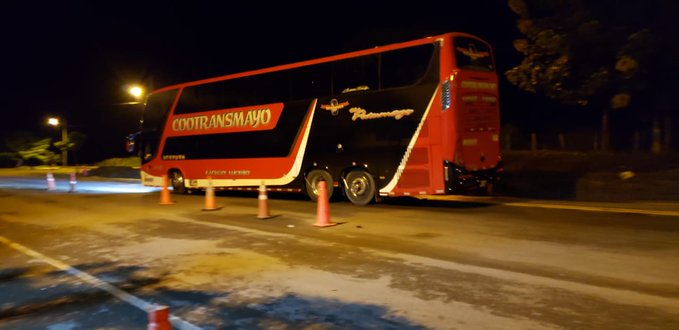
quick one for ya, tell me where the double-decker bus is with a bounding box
[128,32,502,205]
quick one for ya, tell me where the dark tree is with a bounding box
[17,138,59,166]
[505,0,677,151]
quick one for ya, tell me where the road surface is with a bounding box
[0,176,678,329]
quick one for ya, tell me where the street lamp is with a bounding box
[118,84,145,105]
[47,117,68,166]
[129,85,144,98]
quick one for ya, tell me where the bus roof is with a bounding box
[150,32,489,95]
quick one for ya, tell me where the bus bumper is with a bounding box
[141,171,165,187]
[444,161,502,195]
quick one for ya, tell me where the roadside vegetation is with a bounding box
[95,157,141,168]
[0,130,87,167]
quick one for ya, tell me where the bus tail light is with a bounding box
[454,149,464,166]
[453,139,464,166]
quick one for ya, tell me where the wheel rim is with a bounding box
[349,176,368,197]
[344,170,374,205]
[171,172,184,191]
[311,177,323,196]
[173,175,183,187]
[306,170,333,201]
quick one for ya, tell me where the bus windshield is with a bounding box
[142,90,178,131]
[140,89,178,163]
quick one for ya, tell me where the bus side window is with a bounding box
[290,63,331,101]
[332,55,378,95]
[380,44,435,89]
[257,70,290,103]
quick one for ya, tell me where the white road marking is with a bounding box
[0,235,202,330]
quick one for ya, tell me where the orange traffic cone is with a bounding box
[202,176,221,211]
[147,305,171,330]
[68,172,77,193]
[159,174,174,205]
[313,180,337,227]
[256,181,274,219]
[46,172,56,191]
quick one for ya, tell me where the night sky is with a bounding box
[2,1,526,162]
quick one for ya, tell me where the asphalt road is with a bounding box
[1,177,678,329]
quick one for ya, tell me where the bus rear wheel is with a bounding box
[344,170,375,206]
[170,170,187,194]
[305,169,333,202]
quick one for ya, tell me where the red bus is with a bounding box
[128,32,502,205]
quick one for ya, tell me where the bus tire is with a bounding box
[484,182,494,196]
[305,169,333,202]
[344,170,375,206]
[170,170,187,194]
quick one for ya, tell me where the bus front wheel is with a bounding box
[305,169,333,202]
[170,170,187,194]
[344,170,375,206]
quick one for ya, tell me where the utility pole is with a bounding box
[48,117,68,166]
[61,120,69,166]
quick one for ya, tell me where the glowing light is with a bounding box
[0,178,160,194]
[129,86,144,98]
[47,117,60,126]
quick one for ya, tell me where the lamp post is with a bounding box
[47,117,68,166]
